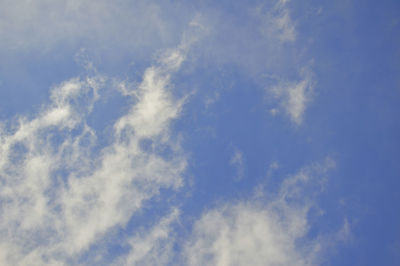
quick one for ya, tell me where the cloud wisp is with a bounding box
[183,158,340,266]
[0,37,191,265]
[268,73,314,125]
[0,0,187,56]
[257,0,297,43]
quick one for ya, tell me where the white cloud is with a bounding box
[184,203,312,266]
[183,158,339,266]
[0,1,338,264]
[0,37,192,265]
[269,73,314,125]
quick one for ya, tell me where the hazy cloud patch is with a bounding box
[268,72,314,125]
[183,158,342,266]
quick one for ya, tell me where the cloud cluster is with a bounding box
[0,40,188,265]
[183,159,336,266]
[0,1,333,265]
[1,0,314,125]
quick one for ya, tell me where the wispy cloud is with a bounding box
[0,0,187,56]
[0,1,345,265]
[116,208,180,266]
[269,72,314,125]
[183,158,341,266]
[257,0,297,43]
[0,35,192,265]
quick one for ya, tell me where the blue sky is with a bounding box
[0,0,399,265]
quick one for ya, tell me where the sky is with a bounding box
[0,0,399,265]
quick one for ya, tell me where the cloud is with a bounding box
[115,208,180,266]
[0,35,192,265]
[1,0,311,129]
[178,0,311,126]
[269,72,314,125]
[0,1,334,265]
[258,0,297,42]
[273,0,297,42]
[0,0,189,57]
[183,158,340,266]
